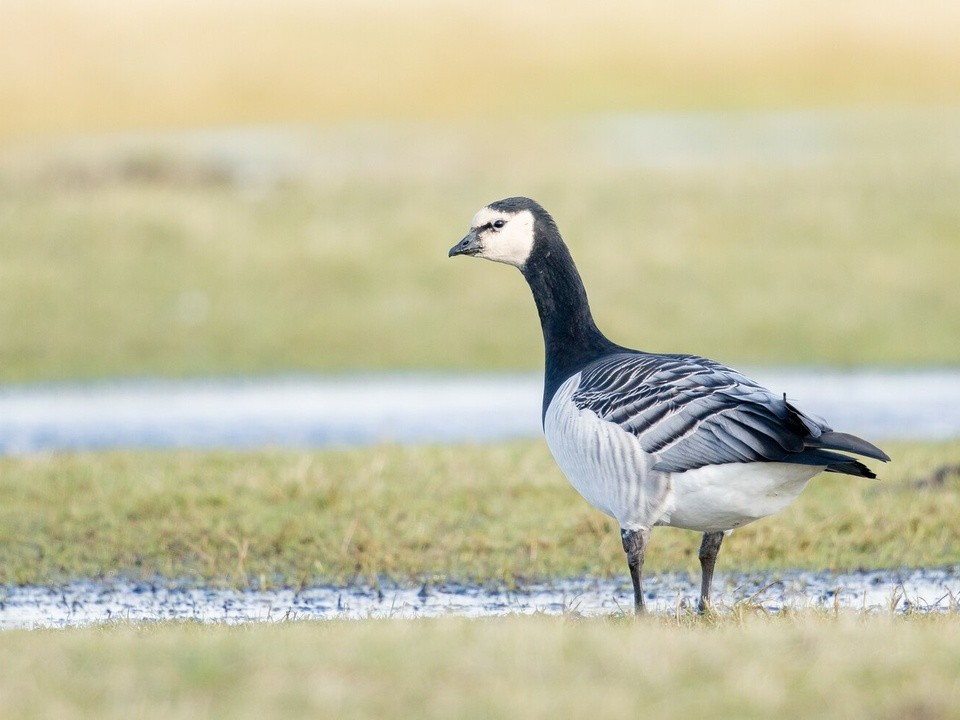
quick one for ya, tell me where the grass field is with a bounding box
[2,1,960,382]
[1,440,956,587]
[1,613,960,719]
[1,441,955,720]
[3,3,959,716]
[1,109,959,382]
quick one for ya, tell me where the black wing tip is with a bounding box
[826,459,878,479]
[817,431,891,463]
[792,446,886,478]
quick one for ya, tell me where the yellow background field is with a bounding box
[4,1,960,139]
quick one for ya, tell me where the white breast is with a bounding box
[543,374,673,531]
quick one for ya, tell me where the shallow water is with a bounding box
[2,568,957,629]
[1,369,958,455]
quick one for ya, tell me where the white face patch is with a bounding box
[469,207,536,268]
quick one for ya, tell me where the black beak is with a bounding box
[448,230,480,258]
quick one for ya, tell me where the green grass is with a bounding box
[1,440,956,588]
[2,613,960,719]
[1,110,959,382]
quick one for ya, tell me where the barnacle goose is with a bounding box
[449,196,890,613]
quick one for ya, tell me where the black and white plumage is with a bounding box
[449,196,890,613]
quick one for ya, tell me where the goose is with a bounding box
[448,196,890,613]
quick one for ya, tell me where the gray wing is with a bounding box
[571,353,889,477]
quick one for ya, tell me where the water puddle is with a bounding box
[3,568,957,629]
[1,369,958,454]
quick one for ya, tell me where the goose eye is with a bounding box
[492,219,505,230]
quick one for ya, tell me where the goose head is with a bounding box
[448,196,554,269]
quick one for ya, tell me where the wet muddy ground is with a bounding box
[3,567,957,629]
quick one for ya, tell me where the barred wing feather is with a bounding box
[571,353,889,477]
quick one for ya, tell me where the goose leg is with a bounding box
[697,531,725,613]
[621,527,651,614]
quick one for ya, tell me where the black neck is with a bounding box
[521,238,621,418]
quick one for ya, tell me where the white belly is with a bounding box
[661,462,819,532]
[543,374,821,533]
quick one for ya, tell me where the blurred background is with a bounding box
[1,0,959,384]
